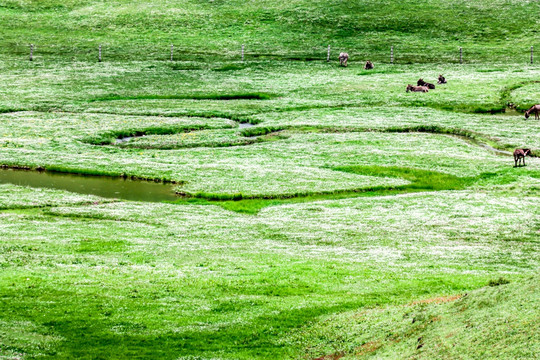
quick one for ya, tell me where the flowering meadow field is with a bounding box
[1,0,540,358]
[0,58,538,359]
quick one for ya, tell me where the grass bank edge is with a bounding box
[294,274,539,360]
[172,167,508,214]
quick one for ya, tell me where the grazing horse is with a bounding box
[513,148,531,167]
[417,78,435,89]
[524,105,540,120]
[339,52,349,67]
[437,74,447,84]
[406,84,429,92]
[364,60,374,70]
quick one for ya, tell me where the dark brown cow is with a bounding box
[364,61,374,70]
[513,148,531,167]
[437,74,447,84]
[417,78,435,89]
[406,84,429,93]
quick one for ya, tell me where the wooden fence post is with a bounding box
[460,47,462,64]
[241,44,244,62]
[327,45,330,62]
[29,44,33,61]
[171,44,174,61]
[531,46,533,64]
[391,46,394,64]
[98,45,102,62]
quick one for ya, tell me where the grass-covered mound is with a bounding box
[294,275,540,359]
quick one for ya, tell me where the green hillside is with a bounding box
[0,0,539,62]
[294,276,540,359]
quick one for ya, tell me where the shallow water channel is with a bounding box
[0,168,178,202]
[450,135,512,156]
[239,122,255,128]
[113,123,255,144]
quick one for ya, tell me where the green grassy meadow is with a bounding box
[1,0,539,62]
[1,1,540,359]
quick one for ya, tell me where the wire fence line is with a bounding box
[6,43,539,64]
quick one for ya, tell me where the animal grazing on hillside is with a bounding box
[406,84,429,93]
[524,104,540,120]
[513,148,531,167]
[339,52,349,67]
[437,75,447,84]
[364,61,374,70]
[417,78,435,89]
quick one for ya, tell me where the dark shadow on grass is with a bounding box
[0,108,26,114]
[0,276,477,359]
[90,92,278,102]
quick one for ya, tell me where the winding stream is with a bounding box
[450,135,512,156]
[239,122,255,128]
[111,123,255,145]
[0,131,515,203]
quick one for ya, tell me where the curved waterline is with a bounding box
[0,127,527,209]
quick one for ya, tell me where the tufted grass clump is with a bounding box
[488,277,511,287]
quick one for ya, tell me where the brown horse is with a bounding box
[406,84,429,92]
[417,78,435,89]
[513,148,531,167]
[364,61,374,70]
[339,52,349,67]
[524,105,540,120]
[437,75,447,84]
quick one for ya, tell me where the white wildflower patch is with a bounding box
[0,184,109,209]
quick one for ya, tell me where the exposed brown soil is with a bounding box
[410,294,462,305]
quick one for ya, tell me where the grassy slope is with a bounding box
[0,187,538,359]
[292,276,540,359]
[0,0,539,62]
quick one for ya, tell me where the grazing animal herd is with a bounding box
[407,77,441,92]
[407,75,447,92]
[413,74,536,166]
[336,55,536,167]
[405,73,535,166]
[338,53,374,70]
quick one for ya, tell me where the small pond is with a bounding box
[0,168,178,202]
